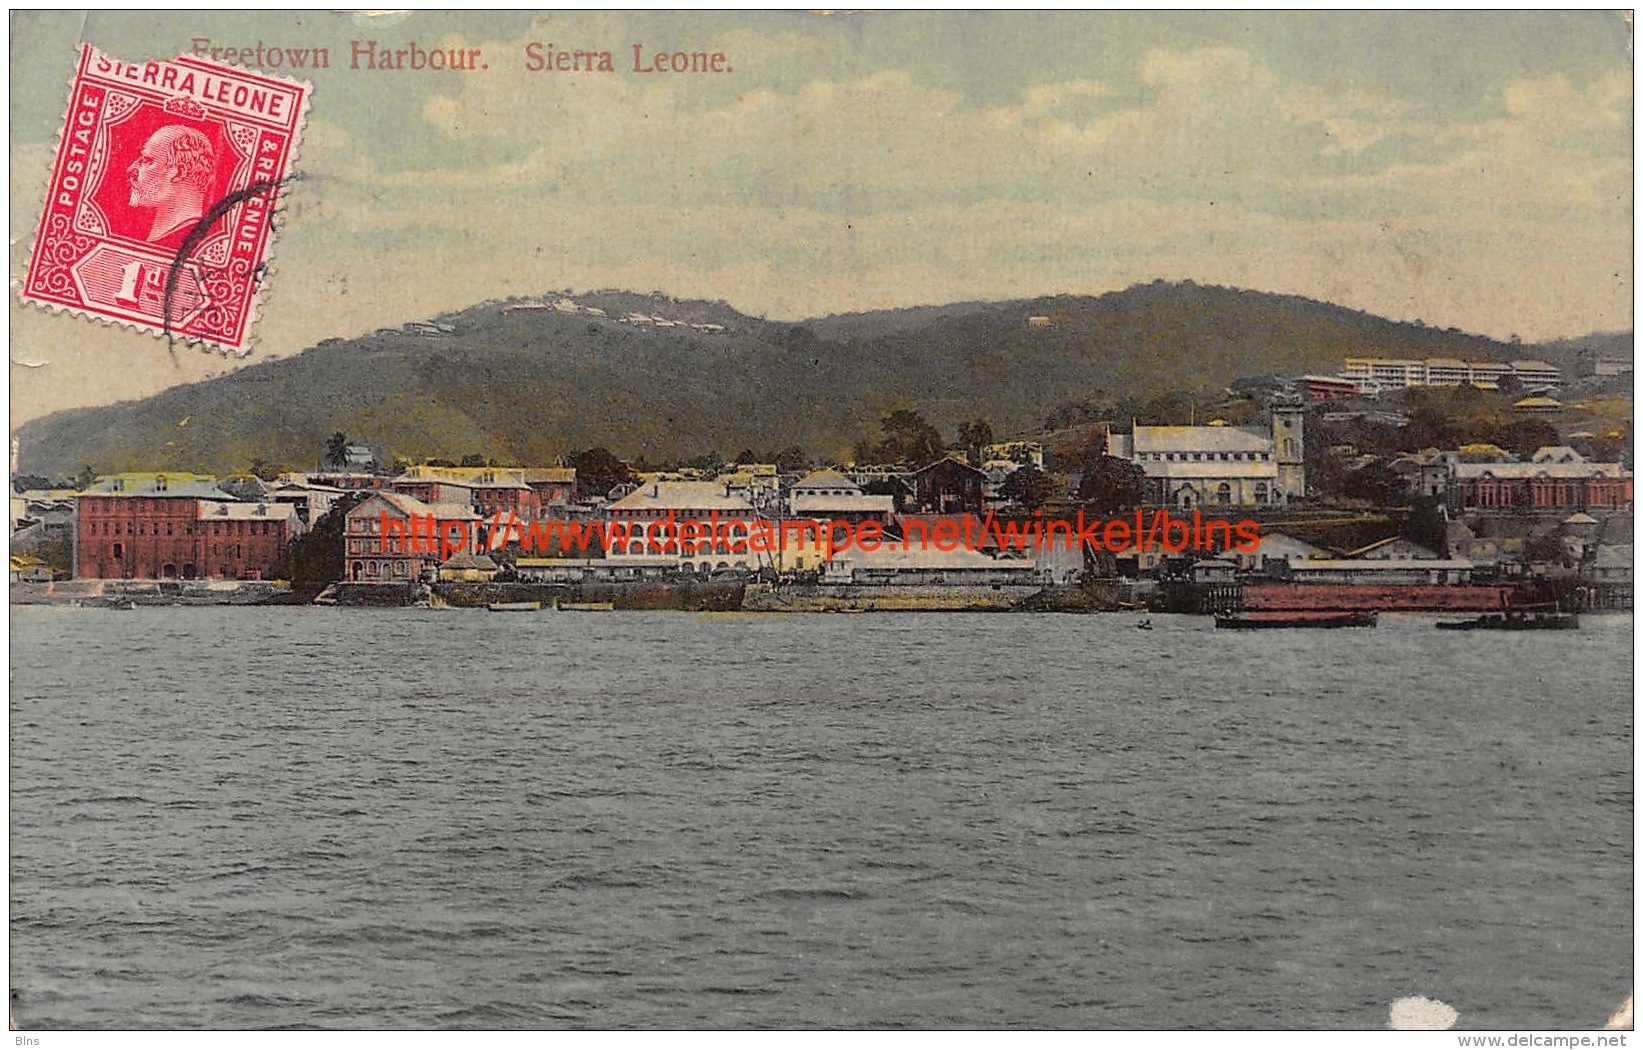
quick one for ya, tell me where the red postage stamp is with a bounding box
[19,45,309,353]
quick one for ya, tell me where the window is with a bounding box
[112,542,123,559]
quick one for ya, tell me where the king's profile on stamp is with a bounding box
[18,45,309,352]
[127,124,217,249]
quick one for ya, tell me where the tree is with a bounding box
[857,409,944,467]
[569,447,634,501]
[323,432,350,468]
[12,474,54,493]
[772,445,810,473]
[1078,456,1147,514]
[1491,418,1559,458]
[958,419,995,464]
[1525,532,1574,569]
[1340,461,1408,508]
[30,537,72,579]
[1000,466,1057,511]
[284,492,368,593]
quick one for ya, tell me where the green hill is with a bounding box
[14,282,1561,478]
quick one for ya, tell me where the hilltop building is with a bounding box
[1342,357,1561,390]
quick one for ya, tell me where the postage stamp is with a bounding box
[18,44,309,353]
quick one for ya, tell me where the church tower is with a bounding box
[1272,400,1306,501]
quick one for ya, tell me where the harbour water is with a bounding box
[9,607,1633,1030]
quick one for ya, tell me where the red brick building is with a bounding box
[467,474,542,522]
[75,475,299,580]
[344,492,482,583]
[1452,449,1633,511]
[391,466,553,520]
[388,477,477,508]
[1453,466,1633,510]
[524,467,577,507]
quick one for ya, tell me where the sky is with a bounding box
[7,10,1634,425]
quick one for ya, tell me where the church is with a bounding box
[1104,405,1305,508]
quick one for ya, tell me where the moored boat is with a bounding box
[487,601,542,612]
[1435,605,1578,630]
[1215,610,1377,629]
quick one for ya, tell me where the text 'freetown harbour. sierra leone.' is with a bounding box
[10,287,1634,622]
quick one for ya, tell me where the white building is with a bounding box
[1105,407,1305,508]
[785,469,895,522]
[1342,356,1561,389]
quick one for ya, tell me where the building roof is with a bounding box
[1131,425,1273,454]
[606,481,755,514]
[1594,545,1632,569]
[1288,557,1474,571]
[266,481,349,495]
[521,467,577,484]
[353,491,482,520]
[911,455,988,478]
[442,552,498,571]
[1453,462,1630,480]
[1342,536,1440,559]
[1455,443,1514,461]
[789,493,896,515]
[197,500,299,522]
[83,473,226,498]
[398,465,539,489]
[1531,446,1585,464]
[790,468,863,494]
[1250,531,1335,558]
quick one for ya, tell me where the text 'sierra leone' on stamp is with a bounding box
[19,45,309,353]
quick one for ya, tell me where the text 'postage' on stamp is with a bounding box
[19,45,310,353]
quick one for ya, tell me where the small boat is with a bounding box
[1215,611,1377,629]
[487,601,542,612]
[1435,604,1578,630]
[1136,618,1153,630]
[554,601,614,612]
